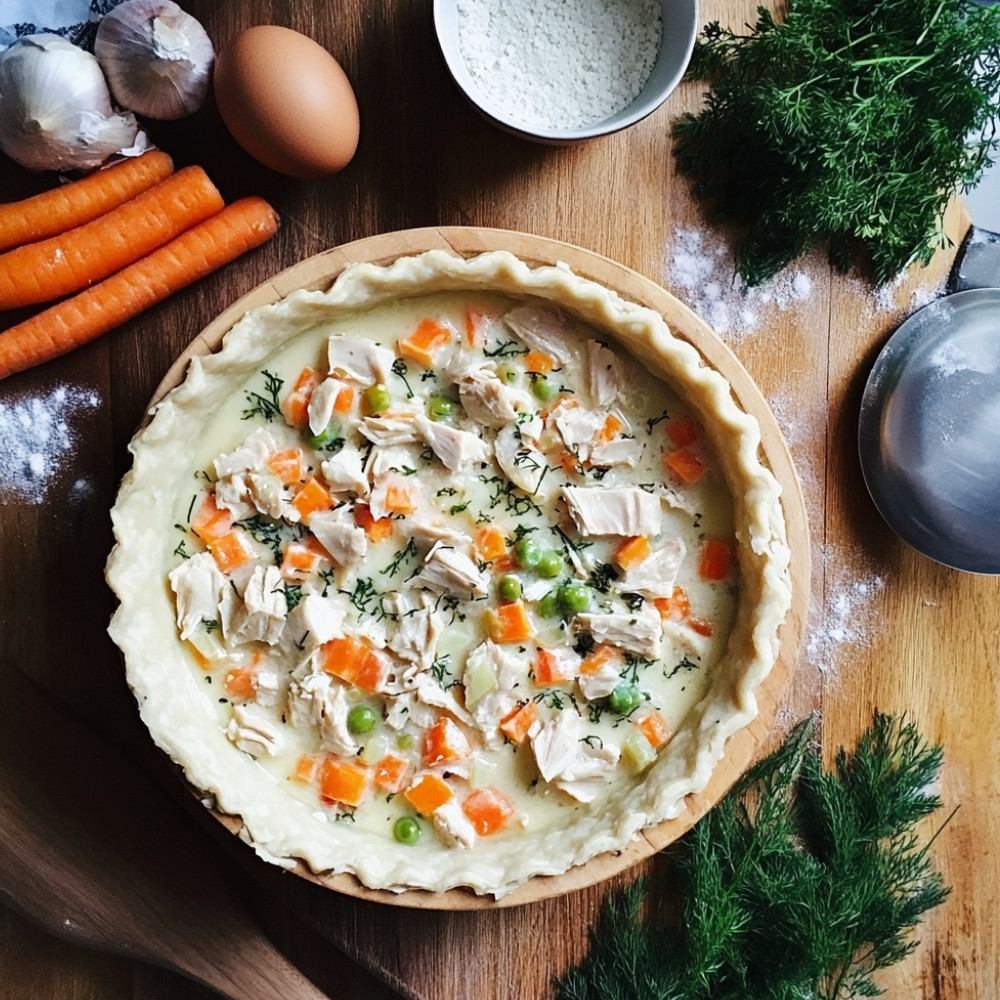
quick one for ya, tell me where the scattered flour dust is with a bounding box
[0,385,100,503]
[665,226,814,342]
[456,0,661,129]
[805,554,885,681]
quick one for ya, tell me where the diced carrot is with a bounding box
[580,643,620,675]
[0,197,279,382]
[634,709,671,750]
[664,415,700,448]
[223,667,257,701]
[499,701,537,744]
[664,447,707,484]
[383,481,418,515]
[280,539,322,581]
[475,526,507,562]
[464,305,491,348]
[596,413,623,444]
[398,317,454,367]
[190,492,233,544]
[207,530,255,573]
[491,552,517,574]
[462,787,514,836]
[283,366,322,428]
[689,618,715,637]
[404,772,454,816]
[373,754,411,793]
[699,538,732,581]
[267,447,304,486]
[654,585,691,622]
[291,476,334,521]
[319,758,369,808]
[333,385,355,414]
[533,648,568,686]
[354,502,395,542]
[558,451,582,475]
[524,349,555,374]
[489,601,533,644]
[423,716,473,767]
[613,535,651,571]
[292,754,320,784]
[319,636,390,694]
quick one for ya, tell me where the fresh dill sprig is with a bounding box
[556,713,950,1000]
[672,0,1000,285]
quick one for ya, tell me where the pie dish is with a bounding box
[106,230,803,903]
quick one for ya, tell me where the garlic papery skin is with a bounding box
[0,34,139,173]
[95,0,215,121]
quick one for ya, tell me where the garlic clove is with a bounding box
[0,34,139,173]
[95,0,215,121]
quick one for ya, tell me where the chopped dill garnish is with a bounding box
[483,338,529,358]
[667,655,700,679]
[382,538,419,577]
[391,357,414,398]
[241,369,284,422]
[240,514,305,561]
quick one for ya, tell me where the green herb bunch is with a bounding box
[557,713,950,1000]
[672,0,1000,285]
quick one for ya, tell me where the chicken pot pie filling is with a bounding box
[107,250,791,897]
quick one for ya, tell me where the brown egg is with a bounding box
[213,25,360,179]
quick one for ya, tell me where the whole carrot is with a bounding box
[0,197,280,381]
[0,151,175,253]
[0,164,225,311]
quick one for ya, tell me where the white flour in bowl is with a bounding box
[456,0,661,129]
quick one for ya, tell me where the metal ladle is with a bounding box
[858,227,1000,574]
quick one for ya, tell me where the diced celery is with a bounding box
[469,753,500,789]
[361,733,389,764]
[187,625,226,664]
[622,731,657,775]
[463,658,498,706]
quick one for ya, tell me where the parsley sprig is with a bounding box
[557,713,950,1000]
[672,0,1000,285]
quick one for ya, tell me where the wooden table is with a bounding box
[1,1,997,997]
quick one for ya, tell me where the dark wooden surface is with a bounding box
[2,1,998,998]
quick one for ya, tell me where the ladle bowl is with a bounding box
[858,286,1000,574]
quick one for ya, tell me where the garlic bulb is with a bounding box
[95,0,215,120]
[0,34,139,173]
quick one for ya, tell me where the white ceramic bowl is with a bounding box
[433,0,699,144]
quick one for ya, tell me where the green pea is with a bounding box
[557,582,590,615]
[428,395,455,421]
[364,382,392,414]
[348,704,377,734]
[497,363,518,384]
[609,683,641,716]
[498,575,522,602]
[514,536,541,569]
[306,421,343,451]
[537,591,561,618]
[536,549,563,579]
[530,375,557,402]
[393,816,421,845]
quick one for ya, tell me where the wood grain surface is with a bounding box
[1,1,997,998]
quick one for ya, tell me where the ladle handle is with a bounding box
[950,225,1000,293]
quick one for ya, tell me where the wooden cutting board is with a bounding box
[2,0,998,997]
